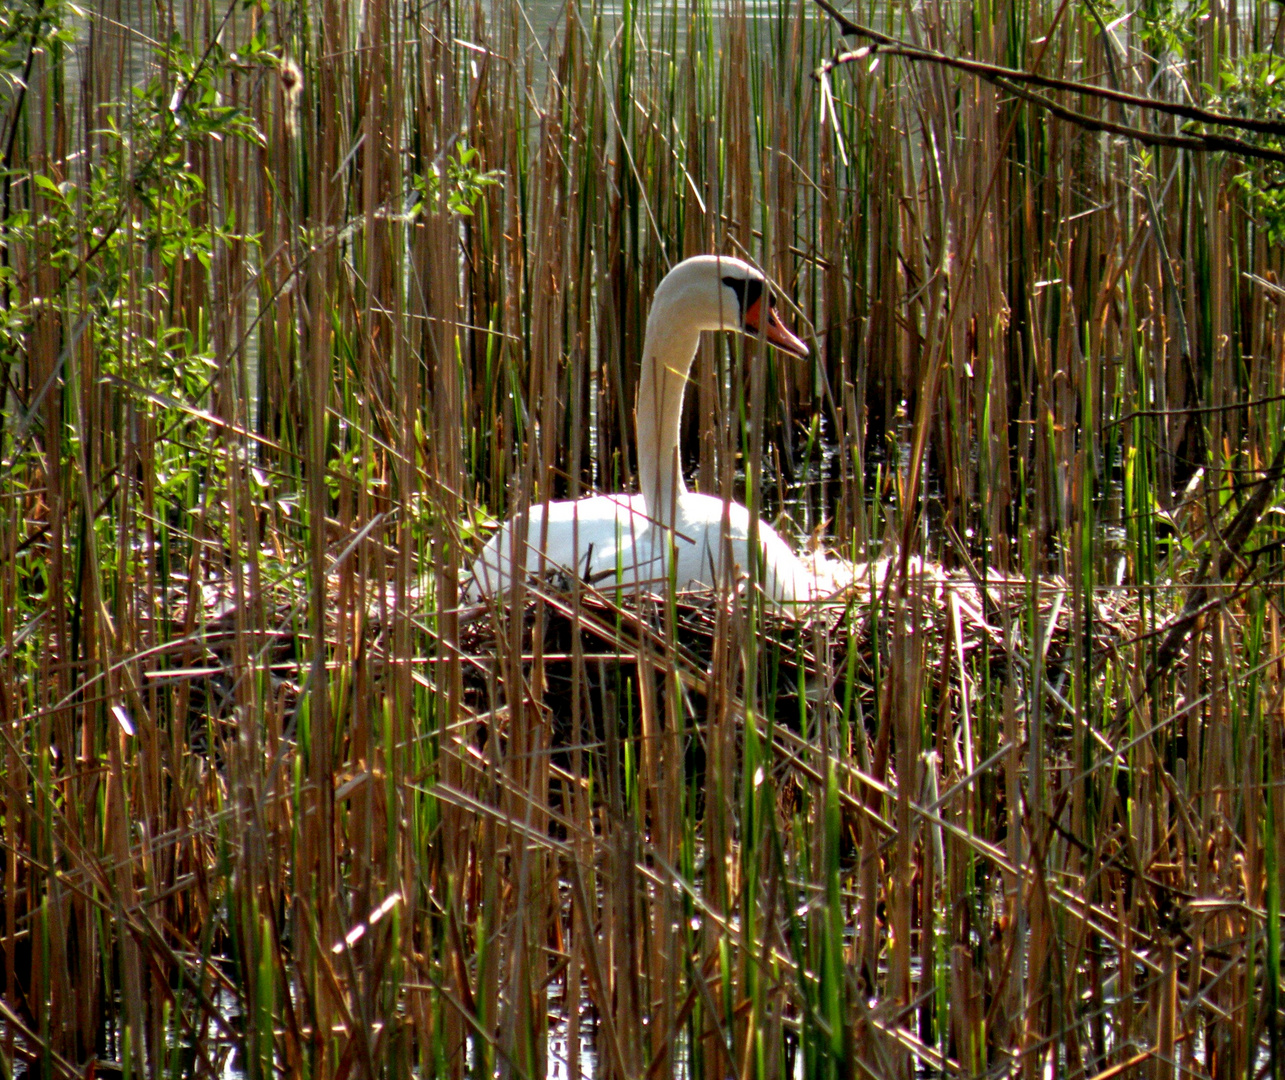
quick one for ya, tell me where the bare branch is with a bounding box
[811,0,1285,161]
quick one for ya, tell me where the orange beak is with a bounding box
[744,297,809,358]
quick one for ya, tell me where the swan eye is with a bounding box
[721,273,765,326]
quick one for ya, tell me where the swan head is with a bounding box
[650,255,809,358]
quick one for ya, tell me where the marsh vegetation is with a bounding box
[1,0,1283,1074]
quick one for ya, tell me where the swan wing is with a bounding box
[465,494,666,599]
[668,494,835,609]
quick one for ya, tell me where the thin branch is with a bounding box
[811,0,1285,151]
[989,71,1285,164]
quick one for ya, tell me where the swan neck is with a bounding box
[635,310,700,520]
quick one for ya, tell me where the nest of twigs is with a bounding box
[156,554,1131,775]
[456,557,1132,744]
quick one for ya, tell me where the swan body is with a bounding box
[467,491,822,602]
[467,255,828,609]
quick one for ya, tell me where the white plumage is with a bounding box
[466,255,832,609]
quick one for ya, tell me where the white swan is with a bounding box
[466,255,829,609]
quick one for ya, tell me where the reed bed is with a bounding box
[1,0,1283,1075]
